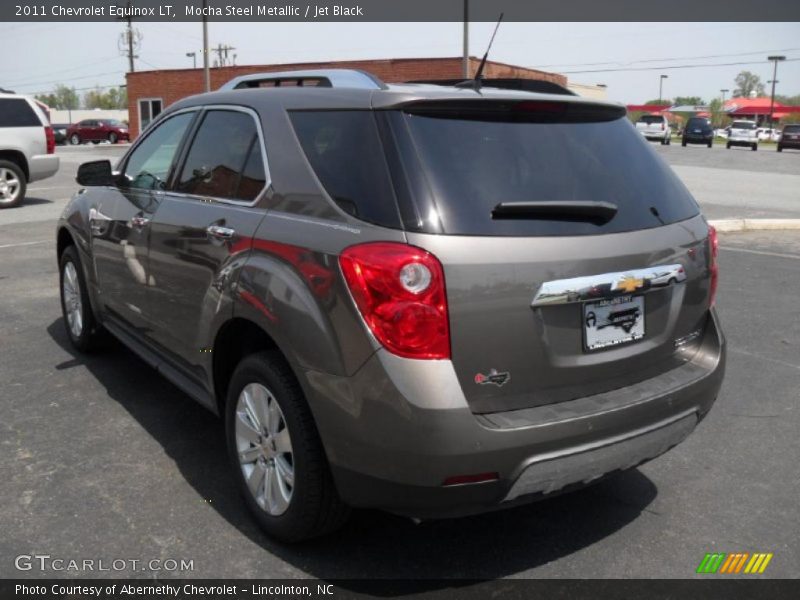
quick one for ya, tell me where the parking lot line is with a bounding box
[0,240,51,250]
[720,246,800,260]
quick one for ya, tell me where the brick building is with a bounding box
[125,56,570,137]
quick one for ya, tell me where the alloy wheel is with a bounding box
[235,382,294,516]
[0,167,21,205]
[62,261,83,338]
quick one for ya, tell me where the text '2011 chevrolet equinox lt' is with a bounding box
[57,69,725,542]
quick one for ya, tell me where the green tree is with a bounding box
[775,94,800,106]
[83,87,127,110]
[35,84,79,110]
[644,98,671,105]
[673,96,706,107]
[733,71,765,98]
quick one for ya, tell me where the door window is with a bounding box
[123,112,194,191]
[175,109,266,202]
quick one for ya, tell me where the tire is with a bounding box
[707,140,713,148]
[666,136,671,145]
[59,245,101,352]
[726,143,731,149]
[0,159,26,209]
[777,145,783,152]
[225,351,350,542]
[70,133,81,145]
[108,132,118,144]
[682,140,687,147]
[752,144,757,152]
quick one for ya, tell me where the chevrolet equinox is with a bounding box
[56,69,725,542]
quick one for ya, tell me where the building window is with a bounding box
[138,98,163,132]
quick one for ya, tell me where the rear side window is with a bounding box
[389,108,699,236]
[0,98,41,127]
[176,110,266,202]
[289,111,400,228]
[638,115,664,124]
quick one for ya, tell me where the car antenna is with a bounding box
[456,12,504,91]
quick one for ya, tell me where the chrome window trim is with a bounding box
[531,264,687,307]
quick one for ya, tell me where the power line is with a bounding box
[531,47,800,70]
[560,57,800,75]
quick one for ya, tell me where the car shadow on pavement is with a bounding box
[16,196,53,206]
[47,318,659,587]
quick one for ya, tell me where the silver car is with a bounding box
[56,69,725,542]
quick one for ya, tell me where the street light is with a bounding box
[658,74,668,104]
[186,52,196,69]
[767,55,786,130]
[720,88,729,104]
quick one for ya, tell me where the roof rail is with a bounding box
[219,69,387,91]
[406,78,577,96]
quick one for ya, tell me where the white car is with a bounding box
[635,115,671,145]
[726,120,759,151]
[0,92,60,208]
[756,128,781,142]
[714,128,729,139]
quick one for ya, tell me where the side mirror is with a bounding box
[76,160,116,186]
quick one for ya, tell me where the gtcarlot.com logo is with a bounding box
[15,554,194,572]
[696,552,773,574]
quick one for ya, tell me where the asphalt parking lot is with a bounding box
[1,144,798,580]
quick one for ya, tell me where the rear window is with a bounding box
[389,109,699,236]
[637,115,664,124]
[783,125,800,133]
[0,98,41,127]
[732,121,756,130]
[687,118,710,128]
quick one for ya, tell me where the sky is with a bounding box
[0,21,798,103]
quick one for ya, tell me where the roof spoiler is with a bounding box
[407,78,577,96]
[219,69,387,91]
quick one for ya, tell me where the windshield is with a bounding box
[104,119,123,126]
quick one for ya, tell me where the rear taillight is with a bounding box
[708,225,719,307]
[44,126,55,154]
[339,242,450,360]
[661,123,666,130]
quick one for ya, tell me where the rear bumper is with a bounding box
[728,138,757,146]
[28,154,59,182]
[778,139,800,149]
[683,133,712,144]
[303,310,725,519]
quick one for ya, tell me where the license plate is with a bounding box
[584,295,645,351]
[693,129,701,133]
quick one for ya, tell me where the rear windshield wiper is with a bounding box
[491,201,618,223]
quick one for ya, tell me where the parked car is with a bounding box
[635,114,671,145]
[777,124,800,152]
[67,118,130,145]
[726,120,759,150]
[57,69,725,542]
[756,127,781,142]
[52,123,70,145]
[0,92,59,208]
[714,128,728,139]
[682,117,714,148]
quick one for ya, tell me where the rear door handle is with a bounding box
[206,224,235,239]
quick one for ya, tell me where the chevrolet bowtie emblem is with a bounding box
[617,276,644,293]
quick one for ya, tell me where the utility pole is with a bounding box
[202,0,210,92]
[462,0,469,78]
[117,0,140,73]
[720,88,728,104]
[658,74,668,104]
[767,55,786,130]
[212,43,236,67]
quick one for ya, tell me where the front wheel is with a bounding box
[59,246,101,352]
[225,351,350,542]
[69,133,81,145]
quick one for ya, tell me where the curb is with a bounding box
[709,218,800,232]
